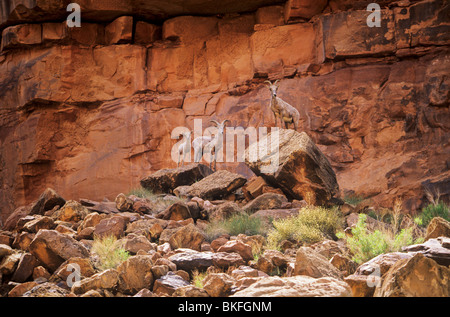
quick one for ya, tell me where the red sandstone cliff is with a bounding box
[0,0,449,223]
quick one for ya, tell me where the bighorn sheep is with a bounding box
[177,130,192,167]
[192,119,229,171]
[265,80,300,131]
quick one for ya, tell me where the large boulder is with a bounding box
[176,170,247,200]
[244,129,339,205]
[116,255,155,295]
[293,247,343,280]
[28,229,90,272]
[243,192,288,213]
[374,253,450,297]
[140,163,213,194]
[71,268,119,295]
[30,188,66,216]
[231,275,351,297]
[153,271,190,296]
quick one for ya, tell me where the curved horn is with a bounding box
[264,80,272,86]
[210,120,220,126]
[274,79,280,86]
[221,119,230,126]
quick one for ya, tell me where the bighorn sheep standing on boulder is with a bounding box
[265,80,300,131]
[192,119,229,171]
[177,130,192,168]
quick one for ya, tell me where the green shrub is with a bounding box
[340,213,423,264]
[266,206,344,249]
[191,270,207,288]
[91,235,130,271]
[343,193,365,205]
[204,213,268,242]
[414,201,449,227]
[127,187,156,199]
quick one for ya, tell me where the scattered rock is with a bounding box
[217,240,253,262]
[140,164,213,194]
[153,271,190,296]
[178,170,247,200]
[231,275,351,297]
[243,192,288,213]
[330,254,357,277]
[8,281,38,297]
[122,233,155,254]
[293,247,343,280]
[167,223,205,251]
[402,237,450,266]
[203,273,235,297]
[54,257,96,282]
[94,216,129,239]
[11,253,39,283]
[72,269,119,295]
[28,230,90,272]
[425,217,450,240]
[115,193,134,212]
[52,200,89,222]
[30,188,66,216]
[23,282,69,297]
[172,285,209,297]
[116,255,154,295]
[374,253,450,297]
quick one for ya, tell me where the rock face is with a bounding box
[245,130,339,205]
[0,0,449,226]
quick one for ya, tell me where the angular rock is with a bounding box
[217,240,253,262]
[11,253,39,283]
[425,217,450,241]
[172,285,209,297]
[231,275,351,297]
[243,192,288,213]
[93,216,128,239]
[22,216,55,233]
[116,255,154,295]
[167,223,205,251]
[8,281,38,297]
[0,244,13,259]
[344,252,414,297]
[115,193,134,212]
[30,188,66,216]
[244,129,339,205]
[72,269,119,295]
[140,164,213,194]
[0,251,21,275]
[374,253,450,297]
[12,232,35,252]
[208,202,243,221]
[402,237,450,266]
[168,249,213,272]
[22,282,69,297]
[157,202,192,221]
[212,252,245,269]
[122,233,155,254]
[78,212,108,233]
[54,257,96,282]
[203,273,235,297]
[330,254,358,277]
[28,230,90,272]
[180,170,247,200]
[153,271,190,296]
[293,247,343,279]
[52,200,89,223]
